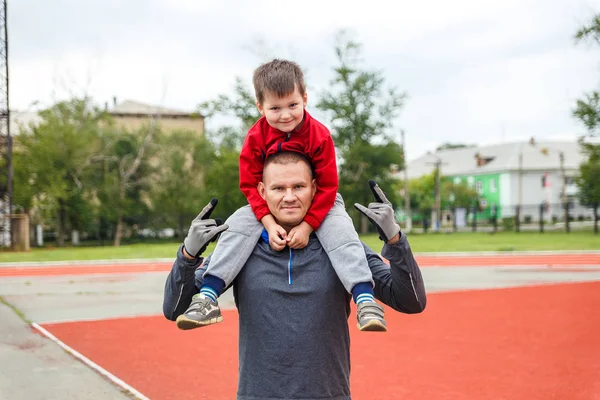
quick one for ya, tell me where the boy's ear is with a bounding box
[256,101,265,116]
[303,92,308,107]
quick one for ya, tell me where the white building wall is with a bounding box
[503,169,594,221]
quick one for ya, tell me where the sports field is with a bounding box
[1,252,599,399]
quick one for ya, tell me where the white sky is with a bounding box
[10,0,600,160]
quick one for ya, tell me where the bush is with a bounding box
[502,217,515,231]
[524,215,532,224]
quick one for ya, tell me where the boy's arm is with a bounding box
[304,135,338,230]
[239,130,270,222]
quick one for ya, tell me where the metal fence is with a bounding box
[400,202,599,234]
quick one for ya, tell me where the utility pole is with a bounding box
[517,152,523,232]
[401,130,411,233]
[559,151,569,232]
[0,0,11,248]
[426,155,446,232]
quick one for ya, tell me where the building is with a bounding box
[405,139,590,222]
[109,100,204,136]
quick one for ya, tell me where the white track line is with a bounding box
[31,322,150,400]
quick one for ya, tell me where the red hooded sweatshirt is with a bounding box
[239,110,338,231]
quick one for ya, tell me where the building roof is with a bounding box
[110,100,197,117]
[406,140,585,179]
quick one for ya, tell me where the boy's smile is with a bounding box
[257,86,307,133]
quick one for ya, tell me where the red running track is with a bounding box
[3,253,600,277]
[40,282,600,400]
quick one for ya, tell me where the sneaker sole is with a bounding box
[357,319,387,332]
[176,315,224,330]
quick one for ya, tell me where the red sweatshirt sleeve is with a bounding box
[239,129,271,222]
[304,135,338,230]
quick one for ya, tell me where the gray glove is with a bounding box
[354,180,401,242]
[183,198,229,258]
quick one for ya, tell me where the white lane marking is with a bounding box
[31,322,150,400]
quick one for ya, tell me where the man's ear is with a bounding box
[310,179,317,199]
[256,101,264,116]
[258,182,266,200]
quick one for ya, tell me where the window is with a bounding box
[490,179,497,193]
[476,180,483,193]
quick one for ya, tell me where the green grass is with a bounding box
[0,231,597,263]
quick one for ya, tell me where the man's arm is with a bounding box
[364,236,426,314]
[163,199,228,321]
[163,246,207,321]
[354,179,426,314]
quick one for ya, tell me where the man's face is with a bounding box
[258,160,316,231]
[257,86,307,133]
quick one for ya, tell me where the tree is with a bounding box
[94,123,157,246]
[575,140,600,233]
[199,77,260,148]
[14,98,107,246]
[150,130,216,239]
[317,30,406,232]
[441,180,479,210]
[572,15,600,233]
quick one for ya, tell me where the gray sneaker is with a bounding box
[357,302,387,332]
[176,294,223,330]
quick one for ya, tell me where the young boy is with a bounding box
[176,59,387,332]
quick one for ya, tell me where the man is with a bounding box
[163,151,426,400]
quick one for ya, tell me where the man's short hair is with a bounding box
[263,151,314,180]
[253,59,306,105]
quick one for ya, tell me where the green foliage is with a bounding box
[408,173,435,215]
[441,180,480,209]
[501,217,515,232]
[199,77,260,137]
[575,140,600,207]
[203,147,247,219]
[317,30,405,230]
[150,130,216,239]
[573,16,600,214]
[13,98,107,244]
[317,31,406,153]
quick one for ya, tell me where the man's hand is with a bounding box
[287,221,313,249]
[183,199,229,259]
[354,180,401,243]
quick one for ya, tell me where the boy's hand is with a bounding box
[286,221,313,249]
[266,223,288,251]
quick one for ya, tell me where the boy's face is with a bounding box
[257,86,307,133]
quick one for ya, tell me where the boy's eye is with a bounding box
[290,103,298,108]
[270,107,279,111]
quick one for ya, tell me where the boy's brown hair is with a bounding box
[253,59,306,105]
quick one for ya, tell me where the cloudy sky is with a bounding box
[10,0,600,160]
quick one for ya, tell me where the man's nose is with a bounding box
[283,189,295,201]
